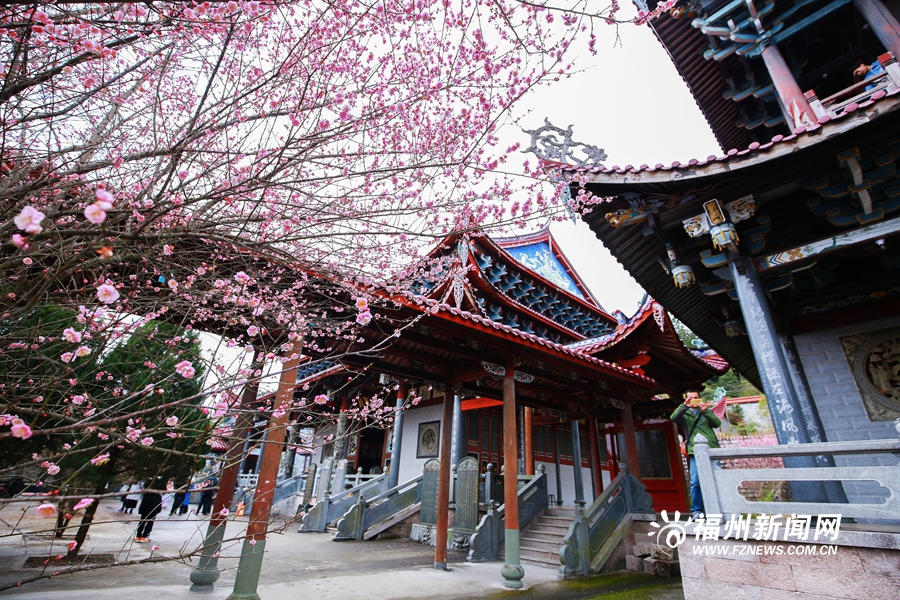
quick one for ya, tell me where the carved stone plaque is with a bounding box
[841,327,900,421]
[455,457,479,532]
[420,459,440,525]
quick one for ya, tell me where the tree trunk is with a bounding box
[67,481,105,559]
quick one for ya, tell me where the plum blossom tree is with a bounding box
[0,0,658,584]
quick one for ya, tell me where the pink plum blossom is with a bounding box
[11,233,26,248]
[96,284,119,304]
[234,271,250,285]
[174,360,195,378]
[140,437,154,446]
[247,325,259,336]
[34,503,57,518]
[60,352,75,363]
[90,453,110,466]
[95,189,114,204]
[165,415,179,427]
[14,206,45,234]
[47,464,60,475]
[314,394,328,405]
[74,346,91,358]
[10,419,32,439]
[63,328,82,343]
[84,203,108,224]
[73,498,94,511]
[152,545,160,551]
[163,244,173,255]
[355,298,368,311]
[68,541,78,551]
[356,311,372,326]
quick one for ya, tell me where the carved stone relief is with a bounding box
[841,327,900,421]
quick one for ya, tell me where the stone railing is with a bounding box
[558,467,655,577]
[298,470,388,533]
[467,466,548,562]
[332,474,424,541]
[693,433,900,522]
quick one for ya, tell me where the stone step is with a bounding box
[522,530,565,543]
[520,545,561,564]
[534,515,574,524]
[520,537,562,552]
[526,519,572,535]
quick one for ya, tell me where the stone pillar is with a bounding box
[760,43,817,129]
[332,396,349,462]
[570,420,585,505]
[779,333,849,504]
[551,423,563,506]
[190,353,262,592]
[226,348,301,600]
[388,381,407,489]
[434,393,454,570]
[450,393,464,469]
[853,0,900,61]
[501,357,524,589]
[729,256,828,502]
[621,399,642,479]
[524,407,535,475]
[588,417,604,499]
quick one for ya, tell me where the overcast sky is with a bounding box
[502,8,721,315]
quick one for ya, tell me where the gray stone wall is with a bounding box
[794,315,900,504]
[679,536,900,600]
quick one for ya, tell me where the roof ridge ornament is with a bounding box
[522,118,607,168]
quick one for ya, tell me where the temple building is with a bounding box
[546,0,900,506]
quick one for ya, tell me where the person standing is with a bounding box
[135,482,163,543]
[124,481,143,514]
[169,479,189,516]
[670,389,721,519]
[198,475,218,516]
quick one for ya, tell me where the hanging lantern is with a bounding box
[724,319,744,337]
[672,265,696,288]
[710,222,739,252]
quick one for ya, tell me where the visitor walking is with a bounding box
[135,481,164,543]
[670,389,721,519]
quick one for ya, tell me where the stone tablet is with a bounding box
[455,457,479,532]
[301,463,317,506]
[420,458,440,525]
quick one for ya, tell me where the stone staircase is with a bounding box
[502,506,574,568]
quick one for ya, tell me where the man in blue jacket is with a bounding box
[671,389,721,519]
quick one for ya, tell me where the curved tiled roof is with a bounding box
[407,295,659,387]
[551,89,899,180]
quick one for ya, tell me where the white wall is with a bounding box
[396,403,445,484]
[537,459,606,505]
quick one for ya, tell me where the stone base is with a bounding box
[625,554,644,572]
[679,535,900,599]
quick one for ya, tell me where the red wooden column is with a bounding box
[621,398,642,479]
[853,0,900,61]
[500,356,524,588]
[588,417,604,498]
[434,393,454,570]
[226,348,300,600]
[523,407,535,475]
[190,351,262,591]
[760,43,816,129]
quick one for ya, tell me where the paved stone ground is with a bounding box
[0,499,685,600]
